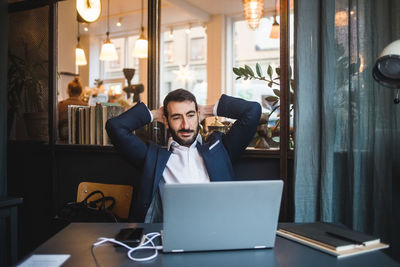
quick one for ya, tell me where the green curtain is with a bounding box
[294,0,400,260]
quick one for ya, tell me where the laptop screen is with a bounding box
[162,180,283,252]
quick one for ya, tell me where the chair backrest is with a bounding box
[77,182,133,219]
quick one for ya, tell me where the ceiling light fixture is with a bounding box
[76,0,101,23]
[134,0,148,58]
[99,0,118,61]
[76,22,87,66]
[169,28,174,38]
[243,0,264,30]
[185,24,191,34]
[116,17,122,27]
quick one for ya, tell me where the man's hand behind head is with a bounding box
[198,104,215,122]
[151,106,165,123]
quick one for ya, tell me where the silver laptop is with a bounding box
[161,180,283,252]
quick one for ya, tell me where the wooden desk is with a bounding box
[22,223,399,267]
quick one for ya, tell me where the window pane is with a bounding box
[233,17,281,149]
[161,26,207,105]
[8,6,49,143]
[232,14,294,150]
[56,0,147,144]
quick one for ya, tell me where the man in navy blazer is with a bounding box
[106,89,261,222]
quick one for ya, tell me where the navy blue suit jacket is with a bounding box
[106,94,261,221]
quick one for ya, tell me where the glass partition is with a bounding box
[8,6,49,143]
[56,0,147,144]
[160,0,293,150]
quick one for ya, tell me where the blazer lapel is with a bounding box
[197,137,233,182]
[196,142,215,180]
[152,148,172,196]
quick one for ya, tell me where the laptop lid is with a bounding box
[162,180,283,252]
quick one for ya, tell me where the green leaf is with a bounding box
[236,76,241,80]
[233,67,241,76]
[245,65,254,76]
[265,96,279,102]
[273,89,280,97]
[256,63,262,77]
[239,67,247,76]
[289,66,292,78]
[267,65,273,79]
[275,67,280,76]
[268,81,273,88]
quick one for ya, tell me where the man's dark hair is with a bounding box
[163,89,198,117]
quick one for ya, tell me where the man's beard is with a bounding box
[168,123,200,146]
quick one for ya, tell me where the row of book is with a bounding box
[68,103,124,145]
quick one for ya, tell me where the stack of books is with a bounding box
[67,103,124,145]
[277,222,389,258]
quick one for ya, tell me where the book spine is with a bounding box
[68,106,72,144]
[71,107,76,144]
[96,104,102,145]
[79,108,83,144]
[85,107,90,144]
[90,106,96,145]
[102,106,108,145]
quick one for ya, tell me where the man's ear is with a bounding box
[163,115,168,129]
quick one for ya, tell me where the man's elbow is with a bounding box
[249,102,262,126]
[105,118,116,137]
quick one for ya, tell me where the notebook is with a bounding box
[277,222,389,258]
[161,180,283,252]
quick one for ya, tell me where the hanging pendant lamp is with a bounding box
[269,16,280,39]
[134,0,148,58]
[243,0,264,30]
[100,0,118,61]
[269,0,279,39]
[76,23,87,66]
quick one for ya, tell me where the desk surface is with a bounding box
[27,223,399,267]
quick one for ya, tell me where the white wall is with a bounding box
[57,0,77,101]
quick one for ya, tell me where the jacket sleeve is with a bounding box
[105,102,152,167]
[217,94,261,162]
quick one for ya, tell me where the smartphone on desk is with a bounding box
[115,227,144,247]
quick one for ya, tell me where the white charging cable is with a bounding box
[93,232,162,262]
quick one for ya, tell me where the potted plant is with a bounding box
[233,63,295,148]
[8,41,48,141]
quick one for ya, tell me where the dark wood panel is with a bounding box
[7,142,54,259]
[279,0,290,222]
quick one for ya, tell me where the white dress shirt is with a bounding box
[144,100,219,222]
[147,100,219,185]
[163,134,210,184]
